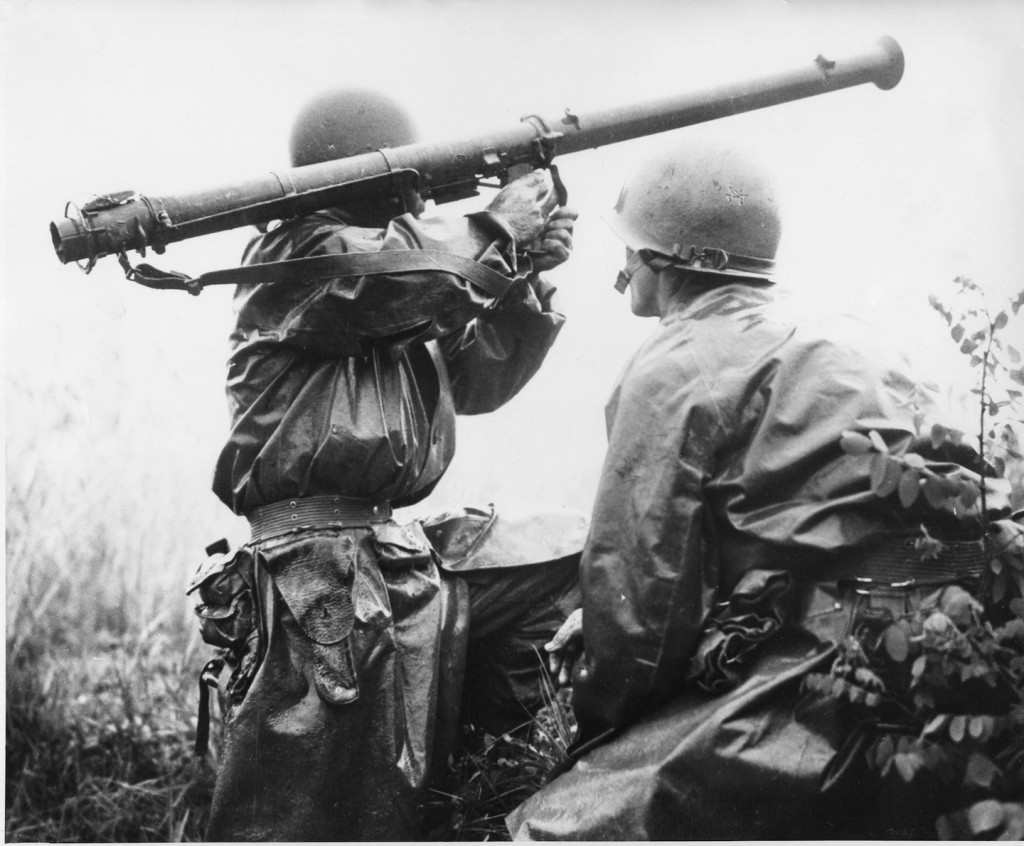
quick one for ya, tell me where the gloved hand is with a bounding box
[486,169,559,245]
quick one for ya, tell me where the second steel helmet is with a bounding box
[606,138,781,284]
[289,88,417,168]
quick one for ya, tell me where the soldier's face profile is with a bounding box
[623,249,661,317]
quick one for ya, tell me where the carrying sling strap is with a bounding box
[195,657,222,756]
[118,249,520,298]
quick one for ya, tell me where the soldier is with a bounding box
[190,89,581,841]
[511,137,1015,839]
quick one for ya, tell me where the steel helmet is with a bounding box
[606,138,781,284]
[289,88,417,167]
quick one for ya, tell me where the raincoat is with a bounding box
[199,208,574,841]
[214,207,563,514]
[509,280,1002,840]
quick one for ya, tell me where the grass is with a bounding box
[6,626,217,842]
[6,621,573,842]
[427,680,577,840]
[6,320,229,842]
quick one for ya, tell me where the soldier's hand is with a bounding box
[545,608,583,688]
[531,206,579,273]
[486,169,558,245]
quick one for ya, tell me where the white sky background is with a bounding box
[4,0,1024,545]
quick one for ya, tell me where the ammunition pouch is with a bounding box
[189,545,256,650]
[187,540,261,755]
[258,532,361,707]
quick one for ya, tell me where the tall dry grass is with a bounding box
[5,283,237,841]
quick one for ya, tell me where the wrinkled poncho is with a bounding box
[510,280,992,840]
[213,208,564,515]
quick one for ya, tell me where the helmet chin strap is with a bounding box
[614,249,674,293]
[668,243,775,277]
[616,245,776,293]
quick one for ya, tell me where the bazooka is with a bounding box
[50,36,903,290]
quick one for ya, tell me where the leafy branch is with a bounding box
[928,277,1024,500]
[840,429,983,517]
[806,278,1024,839]
[803,589,1024,839]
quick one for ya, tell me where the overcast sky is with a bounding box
[4,0,1024,529]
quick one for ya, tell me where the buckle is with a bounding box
[838,576,917,595]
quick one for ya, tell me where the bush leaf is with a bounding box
[868,430,889,454]
[871,454,902,497]
[898,470,921,508]
[966,797,1003,831]
[840,431,873,455]
[903,452,926,469]
[968,716,992,742]
[883,624,910,663]
[958,482,980,509]
[922,476,948,509]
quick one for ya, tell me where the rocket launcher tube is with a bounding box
[51,36,903,268]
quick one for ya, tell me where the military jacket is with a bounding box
[213,209,564,515]
[574,281,943,729]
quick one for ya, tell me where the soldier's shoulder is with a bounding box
[241,212,356,265]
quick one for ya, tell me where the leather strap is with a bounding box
[195,657,223,756]
[247,494,392,543]
[120,249,519,298]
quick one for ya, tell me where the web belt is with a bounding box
[247,494,392,543]
[815,533,989,588]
